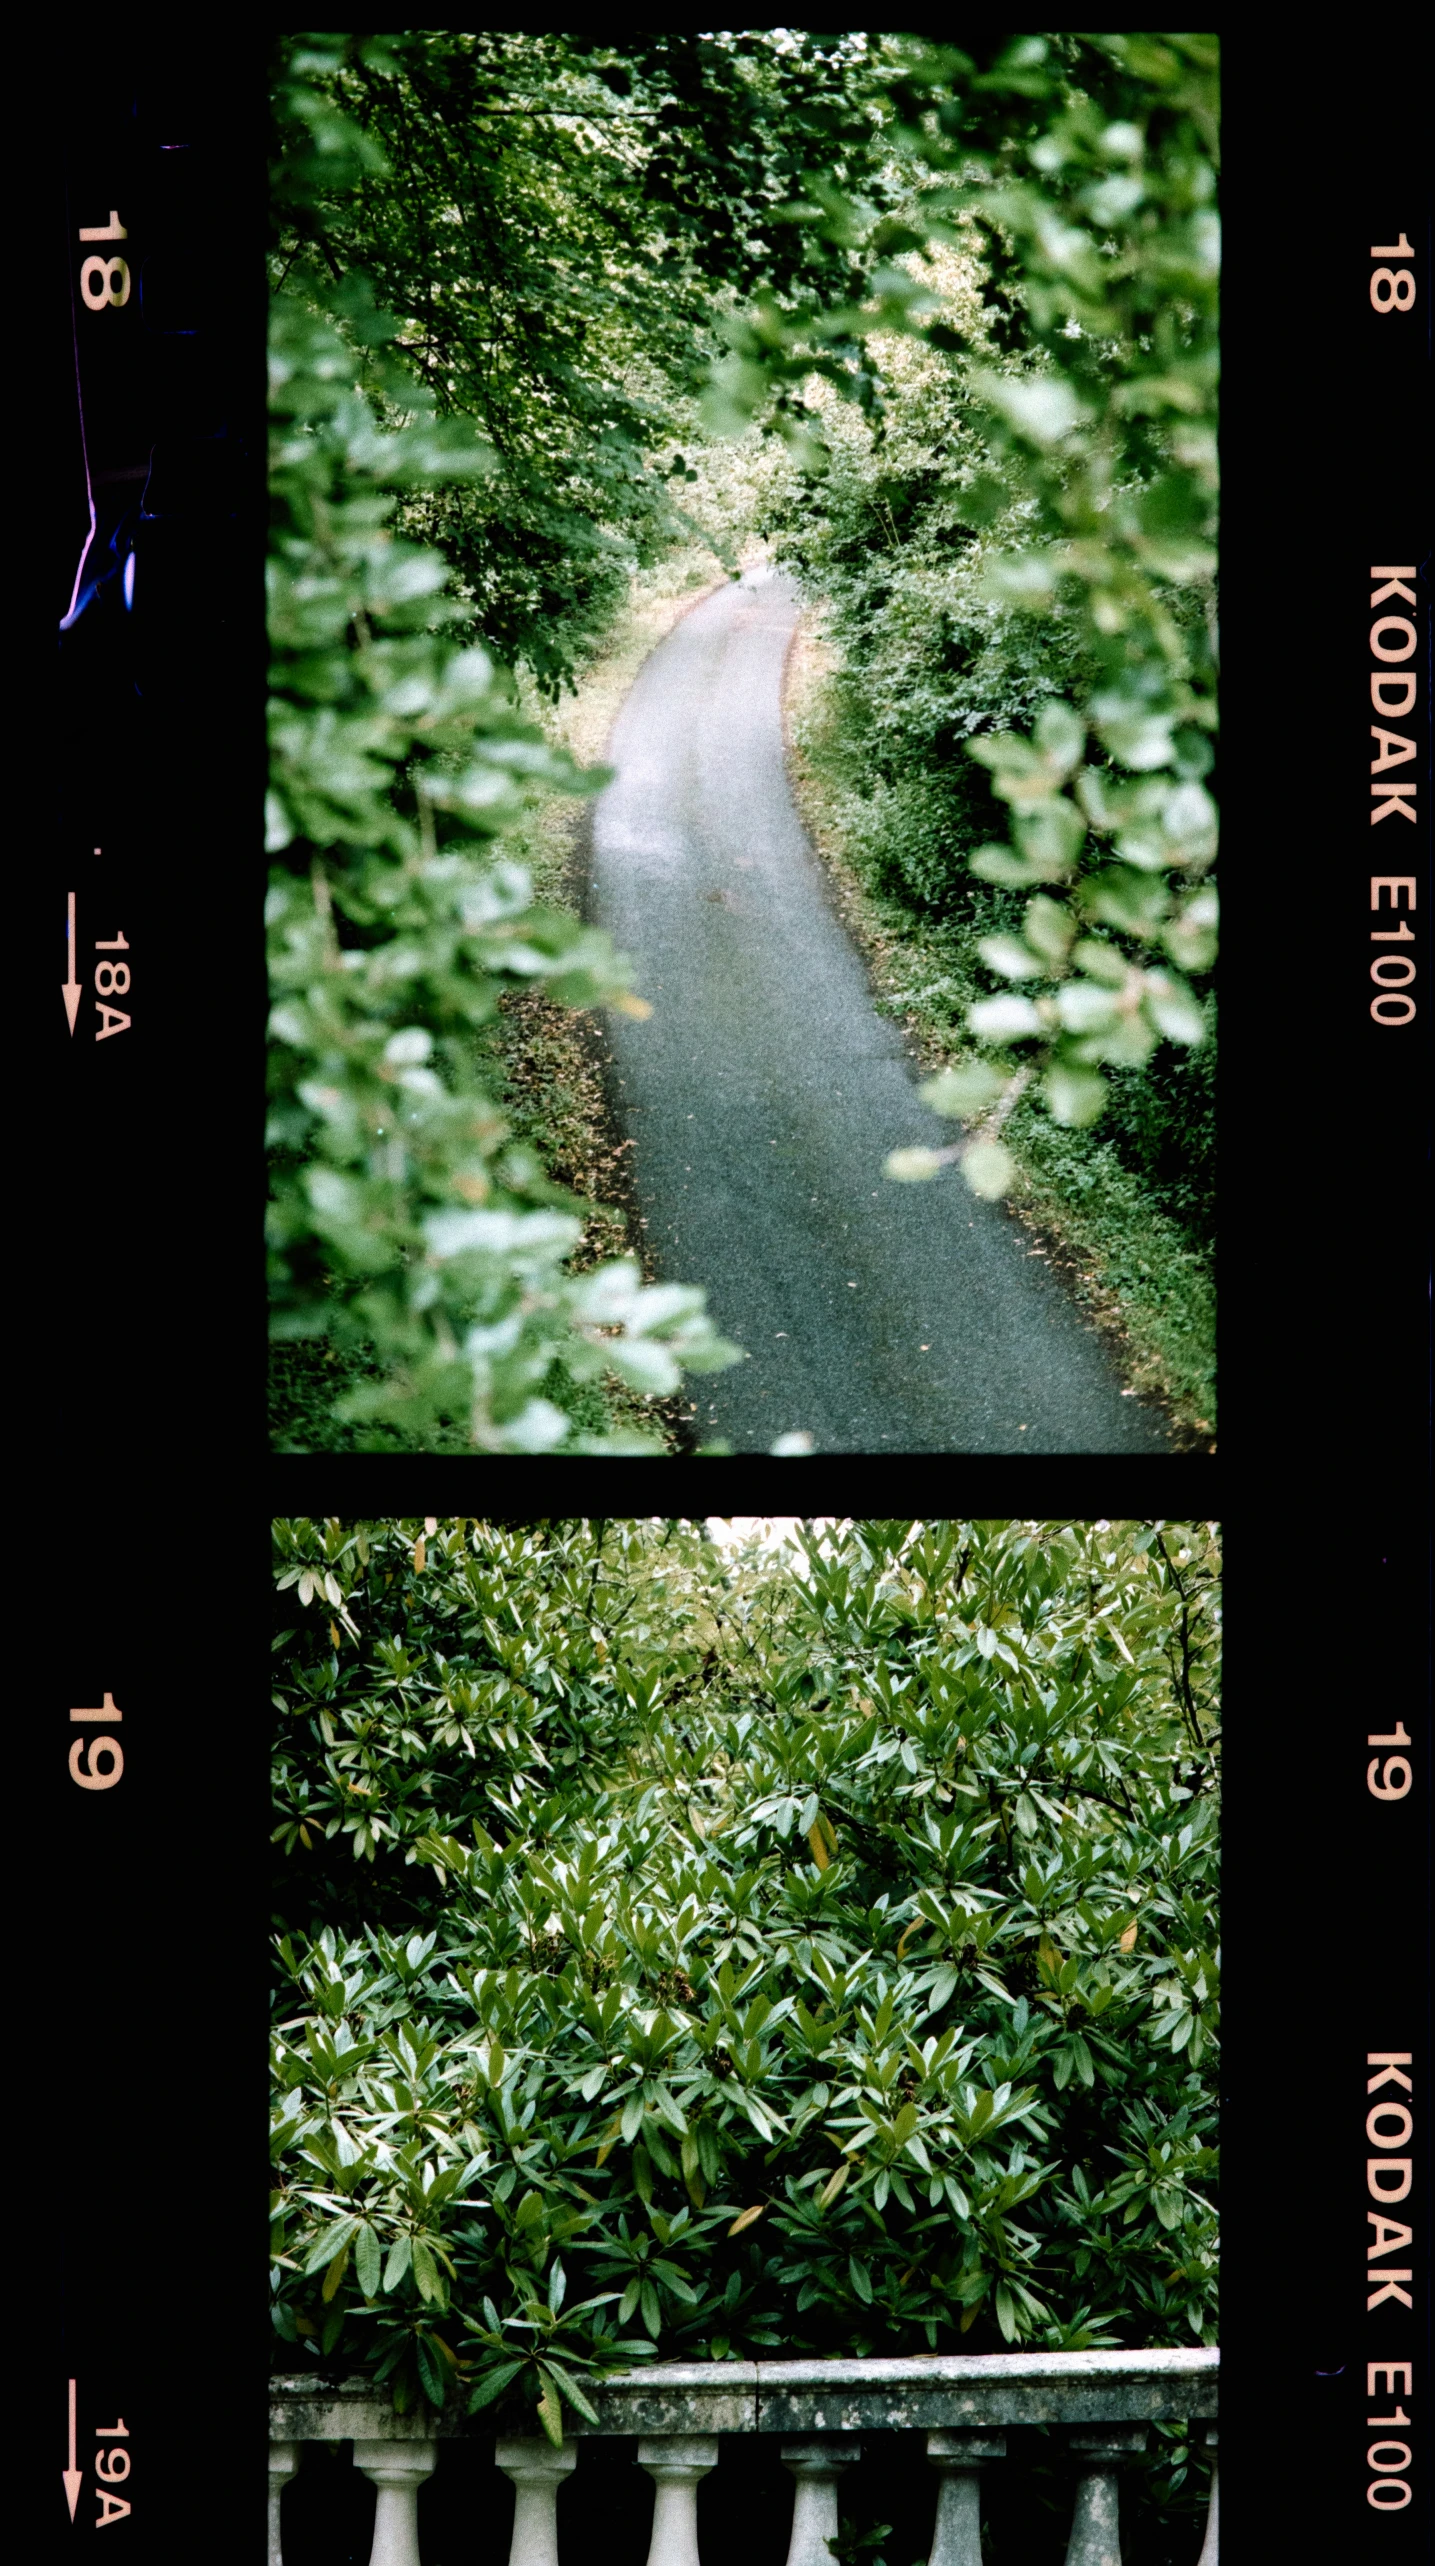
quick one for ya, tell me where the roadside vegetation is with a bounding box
[268,34,1217,1450]
[784,612,1214,1439]
[269,544,743,1452]
[271,1516,1218,2553]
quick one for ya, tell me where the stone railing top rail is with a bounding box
[271,2346,1218,2442]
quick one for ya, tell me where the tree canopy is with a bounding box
[271,32,894,691]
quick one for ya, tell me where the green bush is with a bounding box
[765,353,1098,928]
[715,33,1219,1198]
[773,387,1218,1241]
[267,55,745,1450]
[270,1517,1219,2436]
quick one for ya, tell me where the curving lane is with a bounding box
[589,568,1169,1453]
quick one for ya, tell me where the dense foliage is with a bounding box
[763,269,1214,1241]
[271,32,893,694]
[267,42,747,1449]
[270,1517,1220,2444]
[717,33,1218,1200]
[267,32,1218,1447]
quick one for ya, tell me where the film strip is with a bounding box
[53,48,263,2558]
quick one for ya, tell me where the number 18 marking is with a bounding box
[1370,235,1416,313]
[77,210,129,309]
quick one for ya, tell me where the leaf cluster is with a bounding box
[268,53,746,1448]
[712,34,1219,1194]
[270,32,898,693]
[270,1518,1220,2435]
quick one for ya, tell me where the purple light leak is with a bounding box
[59,197,97,633]
[60,405,96,630]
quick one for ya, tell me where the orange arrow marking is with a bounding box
[63,2377,82,2520]
[63,893,82,1035]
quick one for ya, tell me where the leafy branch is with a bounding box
[268,57,744,1448]
[709,33,1219,1197]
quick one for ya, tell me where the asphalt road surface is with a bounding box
[589,568,1170,1453]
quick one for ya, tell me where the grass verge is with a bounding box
[782,607,1216,1450]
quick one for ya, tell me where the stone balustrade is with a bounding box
[270,2348,1217,2566]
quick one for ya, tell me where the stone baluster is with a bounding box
[639,2434,719,2566]
[926,2429,1006,2566]
[1063,2424,1148,2566]
[353,2441,438,2566]
[781,2438,863,2566]
[1196,2428,1218,2566]
[496,2435,577,2566]
[268,2441,300,2566]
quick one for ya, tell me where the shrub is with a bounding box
[266,286,742,1452]
[716,33,1220,1194]
[270,1517,1220,2434]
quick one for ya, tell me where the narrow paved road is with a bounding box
[589,568,1169,1452]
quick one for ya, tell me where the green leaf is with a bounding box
[1044,1065,1108,1127]
[1013,798,1086,872]
[1023,895,1076,965]
[970,844,1053,889]
[968,996,1042,1041]
[1069,938,1129,990]
[535,2371,565,2449]
[961,1141,1016,1200]
[416,2335,447,2408]
[467,2358,525,2415]
[1055,981,1121,1033]
[885,1147,946,1184]
[304,2217,360,2278]
[1032,703,1085,771]
[1162,890,1219,972]
[1144,978,1206,1045]
[919,1061,1006,1120]
[978,934,1045,980]
[1091,695,1176,773]
[975,368,1090,447]
[540,2359,601,2427]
